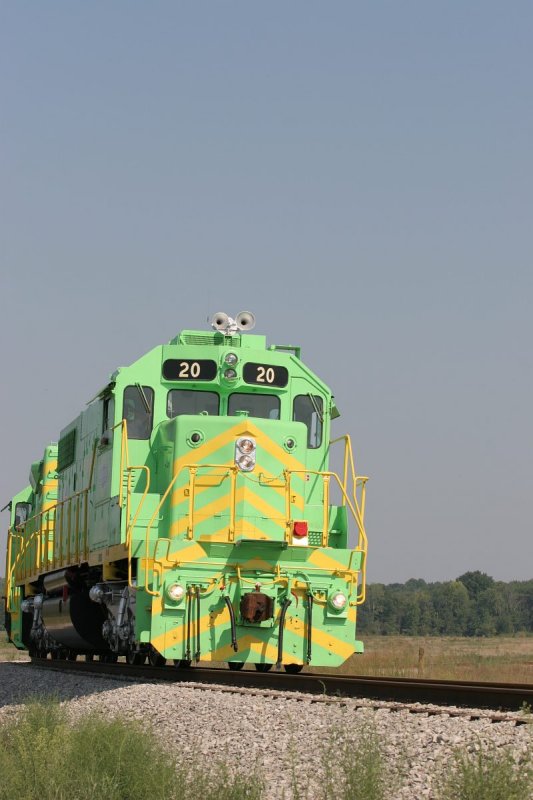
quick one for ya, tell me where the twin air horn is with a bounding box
[209,311,256,335]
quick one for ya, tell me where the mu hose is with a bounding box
[276,598,292,669]
[223,596,239,652]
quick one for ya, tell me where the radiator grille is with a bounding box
[58,429,76,472]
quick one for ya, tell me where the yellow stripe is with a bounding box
[308,549,348,572]
[170,462,304,510]
[199,520,273,542]
[152,601,354,663]
[170,485,285,537]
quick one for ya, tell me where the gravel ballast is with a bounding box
[0,661,531,799]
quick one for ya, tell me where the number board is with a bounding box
[162,359,217,381]
[243,362,289,388]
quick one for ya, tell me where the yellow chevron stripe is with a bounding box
[170,463,304,510]
[152,600,354,663]
[206,634,279,663]
[199,520,274,542]
[170,484,286,537]
[172,419,305,484]
[172,421,261,472]
[308,549,348,572]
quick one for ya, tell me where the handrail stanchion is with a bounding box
[322,475,330,547]
[187,467,197,541]
[228,467,236,542]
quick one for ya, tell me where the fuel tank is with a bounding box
[42,592,108,651]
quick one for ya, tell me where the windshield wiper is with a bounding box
[135,383,151,414]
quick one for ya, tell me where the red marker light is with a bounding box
[293,521,308,538]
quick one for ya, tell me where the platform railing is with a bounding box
[138,443,368,603]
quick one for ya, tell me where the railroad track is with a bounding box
[28,658,533,718]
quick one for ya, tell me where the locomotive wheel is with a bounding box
[173,659,192,668]
[255,663,272,672]
[98,653,118,664]
[228,662,244,671]
[284,664,303,674]
[126,650,146,666]
[147,646,166,667]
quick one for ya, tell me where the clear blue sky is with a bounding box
[1,2,532,582]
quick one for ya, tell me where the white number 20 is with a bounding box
[179,361,201,379]
[257,366,275,384]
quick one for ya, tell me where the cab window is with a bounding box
[293,395,323,448]
[228,393,280,420]
[14,502,32,528]
[102,395,114,433]
[167,390,219,418]
[123,386,154,440]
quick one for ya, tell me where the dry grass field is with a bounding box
[335,635,533,683]
[0,636,29,661]
[1,632,532,684]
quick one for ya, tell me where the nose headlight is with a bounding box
[236,454,255,471]
[235,437,256,471]
[238,437,255,454]
[329,591,347,611]
[166,583,185,602]
[225,352,238,365]
[224,368,238,381]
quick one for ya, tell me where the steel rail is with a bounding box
[27,659,533,712]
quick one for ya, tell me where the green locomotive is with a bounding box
[4,313,368,671]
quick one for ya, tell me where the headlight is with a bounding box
[166,583,185,602]
[225,352,238,365]
[236,454,255,471]
[235,437,256,471]
[329,591,347,611]
[237,437,255,454]
[224,368,238,381]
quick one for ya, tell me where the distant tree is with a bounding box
[405,578,427,590]
[457,571,494,600]
[432,581,470,635]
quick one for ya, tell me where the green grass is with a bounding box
[0,699,263,800]
[1,699,531,800]
[288,721,402,800]
[436,743,533,800]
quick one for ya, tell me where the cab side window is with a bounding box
[293,395,323,449]
[14,502,32,528]
[123,386,154,440]
[102,395,114,433]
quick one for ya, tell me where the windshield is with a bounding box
[167,390,219,417]
[228,393,280,420]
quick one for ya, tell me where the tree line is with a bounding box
[1,571,533,637]
[358,571,533,636]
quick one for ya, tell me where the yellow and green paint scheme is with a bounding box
[5,328,368,669]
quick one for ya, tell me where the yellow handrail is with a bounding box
[142,463,236,596]
[138,452,368,603]
[125,464,151,587]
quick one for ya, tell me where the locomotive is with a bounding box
[4,313,368,671]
